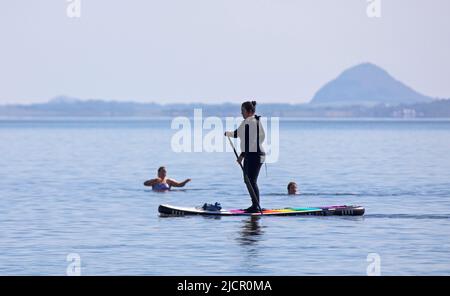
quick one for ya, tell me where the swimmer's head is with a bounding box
[287,182,298,195]
[157,166,167,179]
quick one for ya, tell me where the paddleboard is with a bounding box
[158,204,365,216]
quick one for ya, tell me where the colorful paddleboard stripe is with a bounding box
[229,207,323,214]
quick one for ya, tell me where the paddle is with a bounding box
[227,136,263,214]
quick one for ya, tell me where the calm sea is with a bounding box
[1,118,449,275]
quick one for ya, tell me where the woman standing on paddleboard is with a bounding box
[225,101,265,213]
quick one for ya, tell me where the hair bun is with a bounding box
[251,101,257,106]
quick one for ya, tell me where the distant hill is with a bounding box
[310,63,434,106]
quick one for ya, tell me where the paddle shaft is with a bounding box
[227,136,263,214]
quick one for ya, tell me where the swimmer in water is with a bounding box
[287,182,298,195]
[144,166,191,191]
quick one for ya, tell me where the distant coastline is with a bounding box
[1,98,449,118]
[2,63,449,118]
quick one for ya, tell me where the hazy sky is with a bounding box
[1,0,449,104]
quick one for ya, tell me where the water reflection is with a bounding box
[237,216,264,245]
[235,216,265,270]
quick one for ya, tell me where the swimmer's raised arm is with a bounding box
[167,178,192,188]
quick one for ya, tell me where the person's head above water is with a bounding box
[157,166,167,179]
[287,182,298,195]
[241,101,257,119]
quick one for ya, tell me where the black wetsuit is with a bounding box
[243,152,263,208]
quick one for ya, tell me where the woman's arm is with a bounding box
[224,129,238,138]
[225,120,245,138]
[143,178,160,187]
[167,178,192,188]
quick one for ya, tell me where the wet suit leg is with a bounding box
[243,153,263,209]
